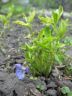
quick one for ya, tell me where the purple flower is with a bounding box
[25,67,29,74]
[14,64,29,80]
[15,64,25,80]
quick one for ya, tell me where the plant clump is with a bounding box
[21,6,70,77]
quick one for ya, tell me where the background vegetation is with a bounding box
[0,0,72,13]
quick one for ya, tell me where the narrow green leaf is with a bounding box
[55,54,62,65]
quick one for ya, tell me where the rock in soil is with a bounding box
[47,81,57,89]
[46,89,57,96]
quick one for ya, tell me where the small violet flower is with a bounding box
[25,67,29,74]
[15,64,29,80]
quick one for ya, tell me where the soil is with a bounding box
[0,14,72,96]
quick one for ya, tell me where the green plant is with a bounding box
[14,11,35,31]
[61,86,72,96]
[30,0,61,9]
[64,57,72,75]
[21,6,69,77]
[0,12,12,28]
[0,2,31,16]
[61,86,70,95]
[36,84,45,92]
[0,12,12,37]
[30,0,46,8]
